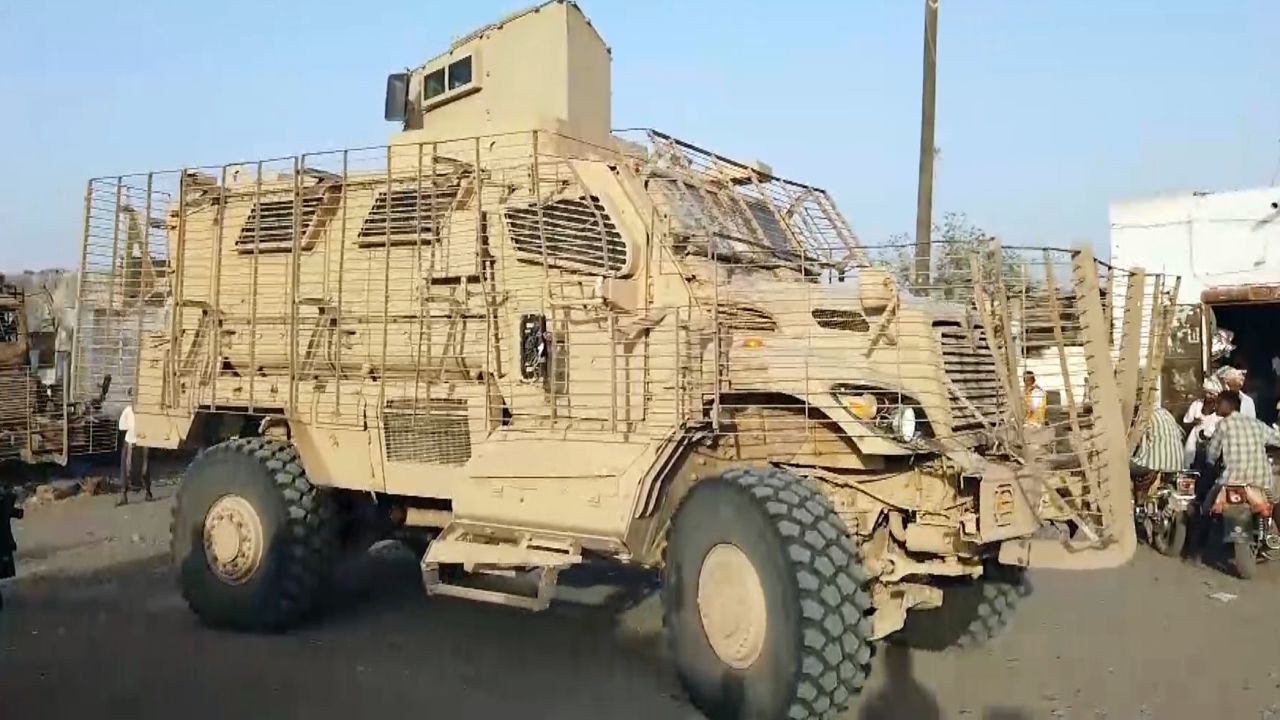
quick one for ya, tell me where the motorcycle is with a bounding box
[1135,471,1198,557]
[1208,481,1280,579]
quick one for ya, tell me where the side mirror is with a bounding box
[384,72,409,122]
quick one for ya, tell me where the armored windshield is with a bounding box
[627,130,864,274]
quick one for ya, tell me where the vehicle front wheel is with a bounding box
[1153,515,1187,558]
[662,466,874,720]
[171,437,338,632]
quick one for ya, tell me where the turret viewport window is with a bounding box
[424,56,473,102]
[448,56,472,90]
[424,69,446,100]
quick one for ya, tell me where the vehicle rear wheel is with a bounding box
[662,466,873,720]
[893,564,1030,651]
[171,437,338,632]
[1233,540,1257,580]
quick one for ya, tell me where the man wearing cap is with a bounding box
[1219,367,1256,419]
[1184,378,1223,469]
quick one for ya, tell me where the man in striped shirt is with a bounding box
[1130,404,1186,477]
[1206,390,1280,501]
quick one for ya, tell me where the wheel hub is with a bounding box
[696,543,768,669]
[202,494,264,585]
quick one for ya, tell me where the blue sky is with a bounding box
[1,0,1276,269]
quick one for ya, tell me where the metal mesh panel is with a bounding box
[75,177,172,422]
[383,399,471,464]
[0,370,31,461]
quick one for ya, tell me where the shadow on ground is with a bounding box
[1,534,1054,720]
[0,545,694,720]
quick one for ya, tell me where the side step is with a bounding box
[422,565,563,611]
[419,525,582,612]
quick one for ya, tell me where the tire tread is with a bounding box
[172,437,337,632]
[665,466,874,720]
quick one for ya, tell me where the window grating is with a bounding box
[505,195,627,275]
[357,186,459,246]
[235,196,323,251]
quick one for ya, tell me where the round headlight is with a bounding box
[891,406,918,442]
[840,393,878,420]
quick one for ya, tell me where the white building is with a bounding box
[1109,185,1280,419]
[1110,186,1280,305]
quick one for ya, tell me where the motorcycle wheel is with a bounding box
[1153,516,1187,558]
[1233,541,1257,580]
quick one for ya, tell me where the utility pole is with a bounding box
[913,0,939,288]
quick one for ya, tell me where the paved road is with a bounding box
[3,485,1280,719]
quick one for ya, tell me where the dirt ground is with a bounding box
[3,481,1280,720]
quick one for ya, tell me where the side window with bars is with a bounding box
[357,185,460,247]
[504,195,628,276]
[235,196,324,254]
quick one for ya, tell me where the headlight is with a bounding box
[891,405,918,442]
[838,393,878,420]
[832,386,929,443]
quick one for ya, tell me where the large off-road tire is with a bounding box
[171,437,338,632]
[662,466,874,720]
[893,564,1030,652]
[1233,541,1257,580]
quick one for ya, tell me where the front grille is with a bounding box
[935,323,1006,438]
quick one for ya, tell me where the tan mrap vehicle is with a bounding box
[74,3,1165,718]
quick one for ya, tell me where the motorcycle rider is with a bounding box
[1129,401,1186,514]
[1131,402,1186,478]
[1205,390,1280,508]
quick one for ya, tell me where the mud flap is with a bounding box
[1220,505,1253,544]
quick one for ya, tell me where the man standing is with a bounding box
[117,405,153,505]
[1184,378,1223,469]
[1220,367,1256,419]
[1206,390,1280,503]
[1023,371,1046,427]
[0,485,21,612]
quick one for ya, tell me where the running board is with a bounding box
[418,525,582,612]
[422,565,562,612]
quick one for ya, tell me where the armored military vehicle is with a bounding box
[74,3,1171,717]
[1,277,116,604]
[1,279,115,465]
